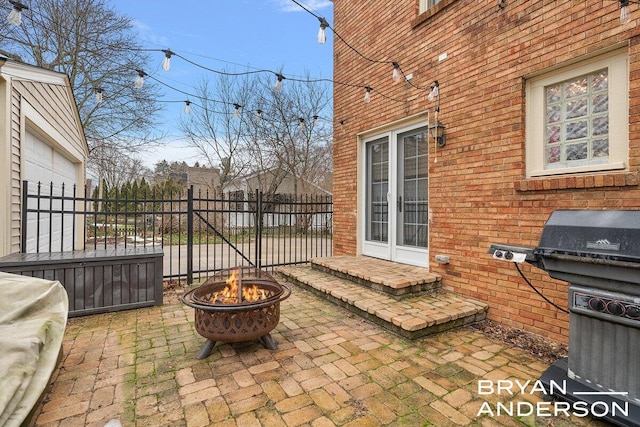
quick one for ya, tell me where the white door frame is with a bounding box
[358,115,430,268]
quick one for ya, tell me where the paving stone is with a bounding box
[33,268,600,427]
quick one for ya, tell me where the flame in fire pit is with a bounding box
[211,269,267,304]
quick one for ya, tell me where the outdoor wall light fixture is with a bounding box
[7,0,28,26]
[429,121,446,147]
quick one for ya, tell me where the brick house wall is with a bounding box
[332,0,640,344]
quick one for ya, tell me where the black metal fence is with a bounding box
[21,181,333,283]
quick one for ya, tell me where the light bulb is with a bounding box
[134,70,146,89]
[162,49,173,71]
[256,109,263,119]
[317,17,328,44]
[95,88,103,103]
[274,74,284,92]
[392,62,400,82]
[620,0,631,24]
[364,86,371,103]
[428,81,439,101]
[313,115,319,126]
[184,101,191,114]
[299,118,306,131]
[7,1,27,26]
[233,104,240,118]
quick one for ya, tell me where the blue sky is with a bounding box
[109,0,334,168]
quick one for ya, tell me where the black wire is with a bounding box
[514,263,570,314]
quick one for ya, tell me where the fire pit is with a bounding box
[181,266,291,359]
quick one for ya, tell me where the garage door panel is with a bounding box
[24,130,80,252]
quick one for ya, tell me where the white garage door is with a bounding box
[24,130,80,252]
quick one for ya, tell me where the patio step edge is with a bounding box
[310,255,442,299]
[276,265,488,340]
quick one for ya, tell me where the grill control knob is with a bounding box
[607,301,625,316]
[626,305,640,319]
[589,298,606,312]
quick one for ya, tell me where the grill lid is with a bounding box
[534,210,640,264]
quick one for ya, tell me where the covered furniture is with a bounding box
[0,272,68,427]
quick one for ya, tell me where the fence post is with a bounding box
[254,189,263,269]
[187,186,194,285]
[21,180,28,252]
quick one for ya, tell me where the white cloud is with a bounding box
[274,0,333,13]
[130,19,170,47]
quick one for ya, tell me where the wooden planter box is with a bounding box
[0,247,164,317]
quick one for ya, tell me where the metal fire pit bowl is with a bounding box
[181,267,291,359]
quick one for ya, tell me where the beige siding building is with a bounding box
[0,59,88,256]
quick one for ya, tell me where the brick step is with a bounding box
[310,255,441,298]
[277,264,488,340]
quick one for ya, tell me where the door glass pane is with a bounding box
[398,129,428,248]
[366,138,388,242]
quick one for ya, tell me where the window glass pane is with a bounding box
[546,126,560,144]
[547,105,561,123]
[565,78,588,98]
[592,70,608,91]
[566,121,587,140]
[592,117,608,136]
[543,69,608,169]
[593,139,609,157]
[566,142,587,160]
[546,85,561,103]
[547,145,561,164]
[566,99,587,119]
[592,94,608,114]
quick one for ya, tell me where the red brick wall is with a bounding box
[333,0,640,344]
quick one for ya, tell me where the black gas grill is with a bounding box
[489,210,640,427]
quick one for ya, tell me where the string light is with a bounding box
[256,109,263,119]
[134,69,147,89]
[313,115,319,125]
[620,0,631,24]
[364,86,372,103]
[317,17,329,44]
[184,100,191,114]
[392,62,400,82]
[233,103,241,118]
[95,87,104,103]
[7,0,28,26]
[427,81,439,101]
[162,49,173,71]
[274,73,285,92]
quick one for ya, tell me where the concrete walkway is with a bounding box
[32,283,607,427]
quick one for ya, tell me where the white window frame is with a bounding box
[419,0,442,14]
[525,49,628,177]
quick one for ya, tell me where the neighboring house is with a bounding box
[223,169,332,229]
[169,164,220,195]
[0,58,88,256]
[332,1,638,343]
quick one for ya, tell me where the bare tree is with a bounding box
[180,70,333,196]
[0,0,164,175]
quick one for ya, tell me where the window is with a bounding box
[419,0,442,14]
[525,49,628,177]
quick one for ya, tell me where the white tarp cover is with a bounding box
[0,272,68,427]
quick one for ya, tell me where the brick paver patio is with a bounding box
[32,282,608,427]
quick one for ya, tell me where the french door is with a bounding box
[362,125,429,267]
